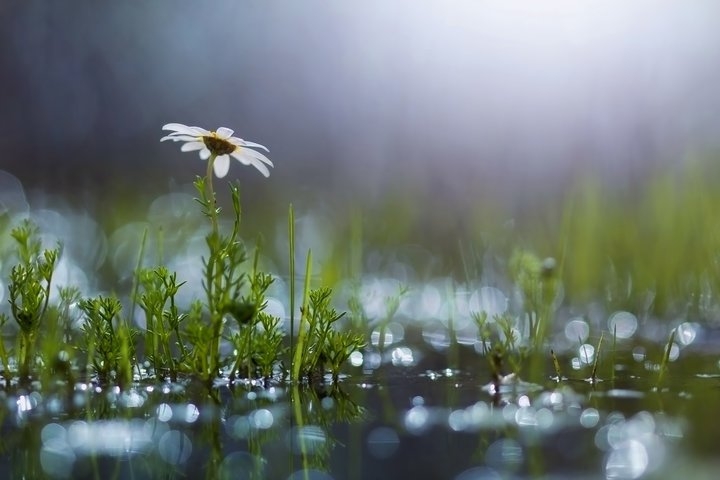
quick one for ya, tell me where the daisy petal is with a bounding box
[160,134,198,142]
[213,155,230,178]
[199,148,211,160]
[241,140,270,152]
[240,148,274,167]
[232,151,271,177]
[180,141,205,152]
[232,150,252,166]
[162,123,210,136]
[229,137,269,152]
[216,127,234,139]
[248,158,271,177]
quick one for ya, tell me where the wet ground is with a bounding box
[2,331,720,480]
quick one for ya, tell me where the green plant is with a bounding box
[78,295,136,386]
[293,286,362,382]
[6,220,59,381]
[138,266,188,381]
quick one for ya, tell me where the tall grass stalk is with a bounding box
[291,250,313,382]
[551,349,562,381]
[590,332,604,383]
[128,226,148,325]
[611,325,617,384]
[289,204,296,370]
[656,328,677,388]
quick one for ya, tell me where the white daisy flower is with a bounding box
[161,123,273,178]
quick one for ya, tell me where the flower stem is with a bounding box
[206,154,223,382]
[206,154,219,234]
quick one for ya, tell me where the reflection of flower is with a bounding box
[161,123,273,178]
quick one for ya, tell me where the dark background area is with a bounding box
[2,0,720,241]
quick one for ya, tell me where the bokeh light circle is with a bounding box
[608,311,638,339]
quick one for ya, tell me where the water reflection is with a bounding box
[1,347,717,479]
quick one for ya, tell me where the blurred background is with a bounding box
[2,0,720,308]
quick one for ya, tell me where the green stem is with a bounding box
[0,334,10,385]
[129,227,148,330]
[19,330,34,380]
[204,154,223,381]
[291,385,309,478]
[289,204,295,373]
[292,250,312,382]
[206,154,219,235]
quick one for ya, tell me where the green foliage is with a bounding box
[293,287,364,382]
[138,266,188,381]
[323,329,365,382]
[195,173,253,383]
[509,249,559,344]
[0,313,10,384]
[78,295,136,386]
[473,311,528,378]
[6,220,59,380]
[0,150,365,389]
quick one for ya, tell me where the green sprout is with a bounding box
[6,220,59,381]
[78,295,136,387]
[138,266,188,381]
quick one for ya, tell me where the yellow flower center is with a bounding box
[202,133,236,156]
